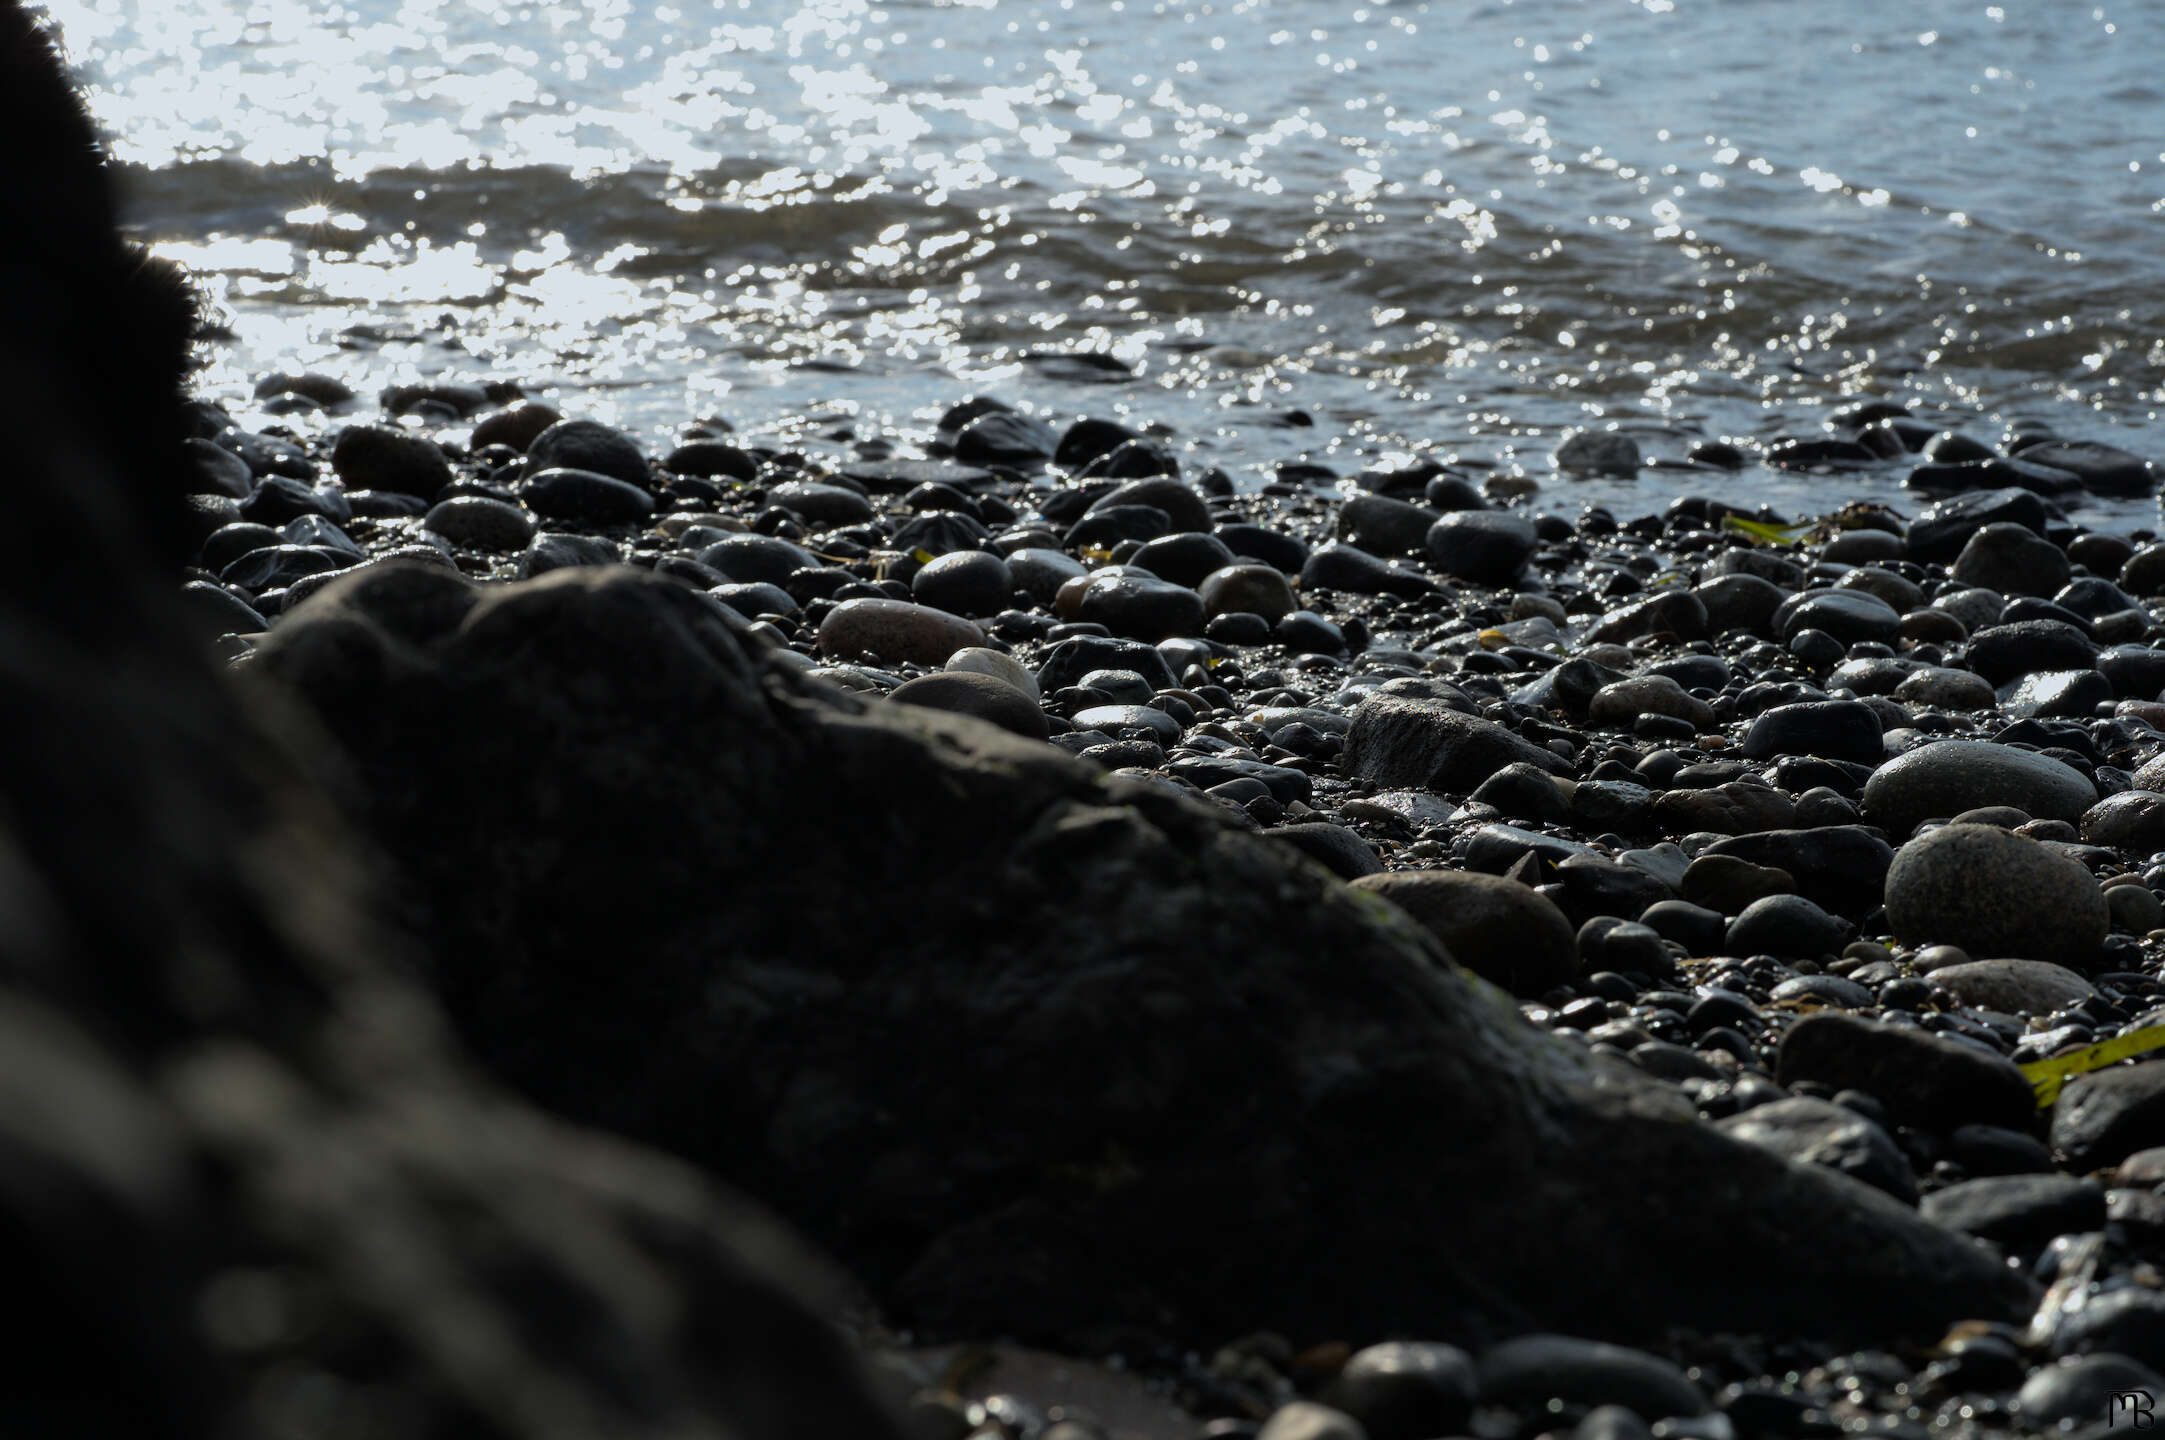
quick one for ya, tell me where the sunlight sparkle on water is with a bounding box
[28,0,2164,521]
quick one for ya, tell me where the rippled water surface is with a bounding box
[39,0,2165,524]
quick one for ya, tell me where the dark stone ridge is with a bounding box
[253,561,2035,1353]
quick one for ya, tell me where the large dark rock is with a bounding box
[330,422,455,499]
[2053,1064,2165,1171]
[1348,870,1579,996]
[1883,823,2107,961]
[0,13,910,1436]
[1739,700,1884,766]
[1701,827,1894,920]
[524,417,650,488]
[2018,439,2156,496]
[256,562,2036,1352]
[1341,695,1572,791]
[1964,618,2100,685]
[1776,1013,2038,1134]
[1340,494,1442,557]
[1584,591,1708,645]
[1772,589,1901,646]
[1424,511,1536,585]
[1906,488,2050,564]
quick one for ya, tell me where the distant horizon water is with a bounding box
[39,0,2165,524]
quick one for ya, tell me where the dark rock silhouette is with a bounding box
[0,7,905,1435]
[256,559,2037,1354]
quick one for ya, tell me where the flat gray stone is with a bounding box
[1927,959,2096,1017]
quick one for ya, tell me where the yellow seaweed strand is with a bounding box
[2020,1024,2165,1109]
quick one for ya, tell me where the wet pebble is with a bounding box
[885,671,1049,740]
[423,495,536,551]
[1777,1012,2036,1132]
[521,467,656,525]
[1861,739,2096,836]
[1926,959,2095,1016]
[817,596,985,667]
[526,418,649,487]
[1423,510,1537,586]
[2016,1355,2165,1428]
[1076,571,1206,641]
[1321,1341,1476,1440]
[330,423,455,499]
[911,550,1014,618]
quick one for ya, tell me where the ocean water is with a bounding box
[38,0,2165,525]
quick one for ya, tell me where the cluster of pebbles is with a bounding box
[179,373,2165,1439]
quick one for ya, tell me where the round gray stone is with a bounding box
[816,597,985,667]
[1553,431,1641,475]
[1883,823,2108,961]
[1198,563,1297,621]
[423,495,537,552]
[1862,740,2096,837]
[1716,1096,1915,1202]
[1890,667,1996,711]
[1075,571,1206,641]
[1006,547,1088,603]
[1588,675,1714,730]
[1725,894,1850,961]
[945,647,1039,702]
[330,423,455,499]
[911,550,1014,618]
[1476,1334,1706,1420]
[768,480,875,527]
[521,467,655,525]
[2018,1355,2165,1428]
[1772,588,1901,646]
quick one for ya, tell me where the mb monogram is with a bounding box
[2115,1392,2158,1428]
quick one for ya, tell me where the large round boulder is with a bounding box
[1883,823,2108,960]
[1861,740,2096,838]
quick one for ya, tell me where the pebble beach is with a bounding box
[177,362,2165,1437]
[45,0,2165,1432]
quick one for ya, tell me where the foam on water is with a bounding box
[38,0,2165,523]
